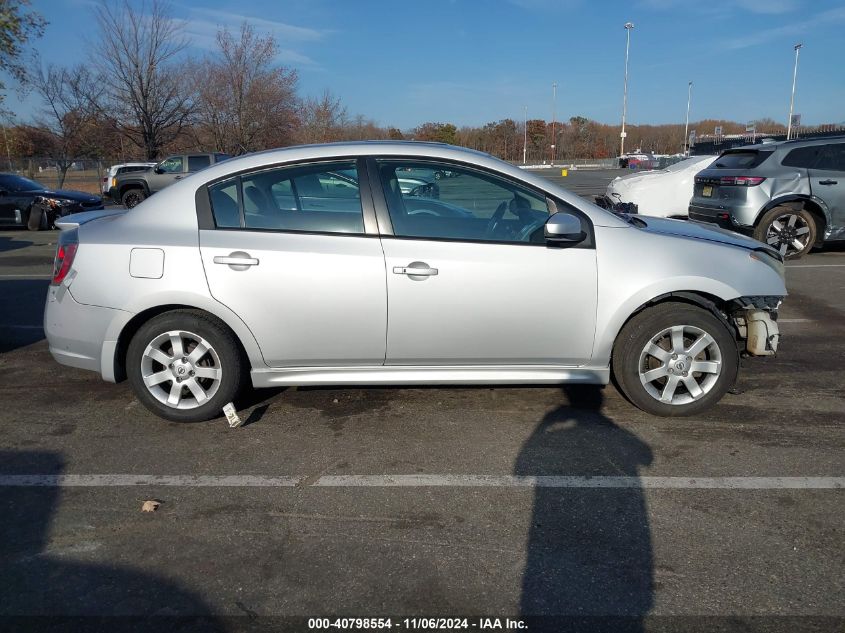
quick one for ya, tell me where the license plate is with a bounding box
[702,185,713,198]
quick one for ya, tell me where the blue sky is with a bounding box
[7,0,845,129]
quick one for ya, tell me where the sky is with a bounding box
[5,0,845,130]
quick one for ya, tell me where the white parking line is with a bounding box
[785,264,845,268]
[0,475,841,489]
[0,274,52,278]
[778,318,813,323]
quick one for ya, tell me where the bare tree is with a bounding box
[191,23,299,154]
[298,90,348,143]
[30,61,102,188]
[0,0,46,104]
[92,0,192,159]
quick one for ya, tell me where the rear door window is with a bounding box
[188,155,211,172]
[207,161,365,234]
[782,146,822,168]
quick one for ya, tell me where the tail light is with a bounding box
[719,176,766,186]
[111,177,117,188]
[52,234,79,285]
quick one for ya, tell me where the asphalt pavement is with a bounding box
[0,170,843,631]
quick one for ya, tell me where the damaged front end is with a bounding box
[595,194,639,216]
[729,295,782,356]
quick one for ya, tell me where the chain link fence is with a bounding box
[2,158,128,196]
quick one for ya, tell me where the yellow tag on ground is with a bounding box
[561,169,568,177]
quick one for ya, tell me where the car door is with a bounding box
[198,158,387,367]
[148,155,186,193]
[371,158,598,367]
[809,143,845,235]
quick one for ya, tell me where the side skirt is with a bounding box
[250,365,610,388]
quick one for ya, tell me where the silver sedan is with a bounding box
[45,142,786,421]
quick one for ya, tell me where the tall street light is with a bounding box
[787,43,803,140]
[620,22,634,158]
[683,81,692,156]
[523,105,528,165]
[551,82,557,163]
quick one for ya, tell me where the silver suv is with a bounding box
[689,137,845,258]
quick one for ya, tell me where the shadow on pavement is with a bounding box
[0,279,49,353]
[0,450,225,631]
[516,385,653,631]
[0,235,33,253]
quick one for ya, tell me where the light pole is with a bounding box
[551,82,557,163]
[620,22,634,158]
[786,43,802,140]
[683,81,692,156]
[523,105,528,165]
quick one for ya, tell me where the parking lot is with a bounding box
[1,170,843,630]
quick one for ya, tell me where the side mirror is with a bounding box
[544,212,585,243]
[154,166,164,174]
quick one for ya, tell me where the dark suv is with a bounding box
[689,137,845,258]
[111,153,230,208]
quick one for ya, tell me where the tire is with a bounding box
[753,205,816,260]
[126,310,245,422]
[121,188,146,208]
[612,303,738,417]
[26,206,45,231]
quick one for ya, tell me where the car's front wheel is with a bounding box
[121,188,146,208]
[753,205,816,259]
[126,310,245,422]
[612,303,738,417]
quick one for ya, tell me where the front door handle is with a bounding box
[393,261,438,278]
[818,179,838,185]
[213,251,259,270]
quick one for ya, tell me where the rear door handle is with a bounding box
[818,179,838,185]
[213,252,259,269]
[393,262,438,277]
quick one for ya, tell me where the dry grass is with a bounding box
[30,170,104,196]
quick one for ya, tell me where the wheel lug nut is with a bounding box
[176,377,182,383]
[683,372,688,377]
[189,370,195,376]
[181,357,187,363]
[672,354,678,360]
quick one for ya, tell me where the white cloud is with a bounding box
[186,7,329,42]
[722,6,845,49]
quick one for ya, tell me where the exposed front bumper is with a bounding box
[44,283,126,376]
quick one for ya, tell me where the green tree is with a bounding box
[0,0,46,103]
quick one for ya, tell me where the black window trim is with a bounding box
[365,155,594,249]
[197,156,379,236]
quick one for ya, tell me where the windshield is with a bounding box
[0,174,46,192]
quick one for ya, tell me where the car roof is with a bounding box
[725,135,845,152]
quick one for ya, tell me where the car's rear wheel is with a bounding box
[121,188,146,208]
[612,303,738,417]
[127,310,245,422]
[753,205,816,259]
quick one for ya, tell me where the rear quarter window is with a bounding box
[781,146,821,168]
[711,151,772,169]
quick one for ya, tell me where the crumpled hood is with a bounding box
[633,216,780,257]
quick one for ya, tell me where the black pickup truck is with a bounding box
[110,153,231,208]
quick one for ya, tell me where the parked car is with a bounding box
[47,142,785,422]
[689,137,845,258]
[0,174,104,230]
[596,155,716,218]
[111,152,231,208]
[101,162,156,196]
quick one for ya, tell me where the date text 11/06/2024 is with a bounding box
[307,618,528,630]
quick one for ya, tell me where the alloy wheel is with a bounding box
[765,213,811,257]
[638,324,722,405]
[140,330,222,410]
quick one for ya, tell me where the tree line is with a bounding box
[0,0,825,189]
